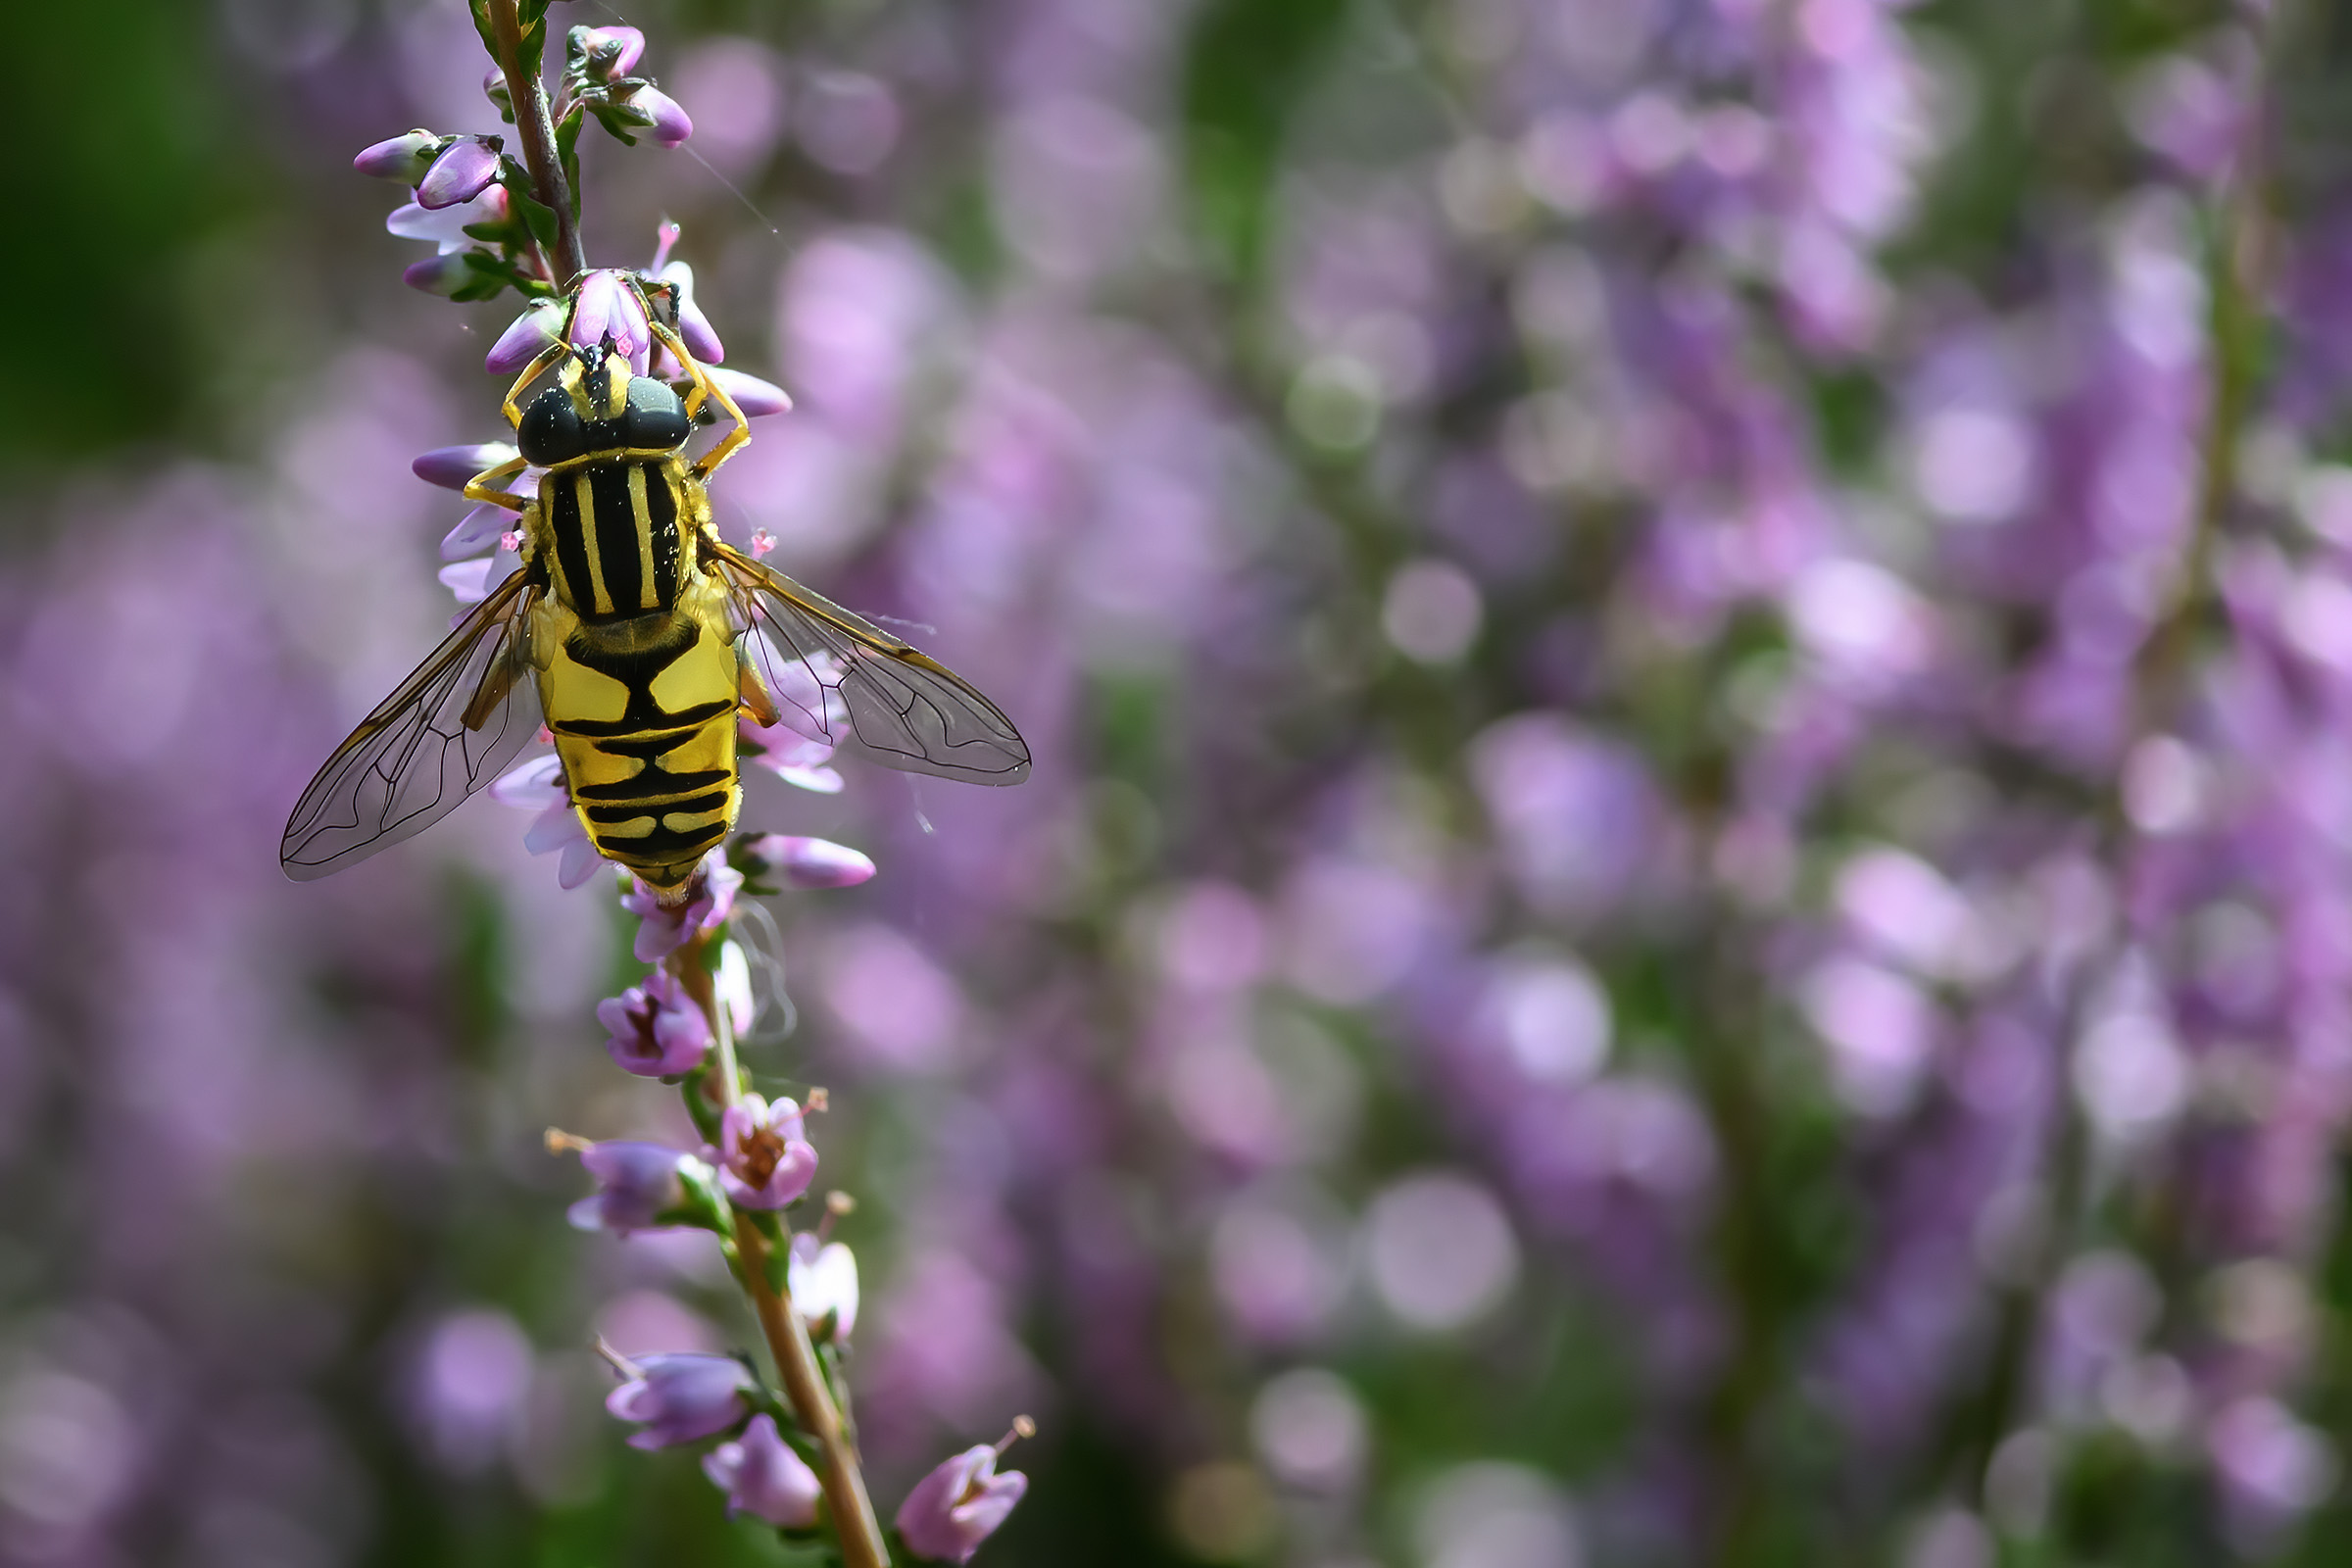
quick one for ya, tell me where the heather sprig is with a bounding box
[348,4,1022,1563]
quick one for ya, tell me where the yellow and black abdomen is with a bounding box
[536,597,743,893]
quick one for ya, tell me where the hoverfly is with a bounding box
[280,276,1030,896]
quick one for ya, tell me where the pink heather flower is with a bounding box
[414,442,518,491]
[486,301,565,374]
[708,367,793,417]
[621,858,742,961]
[354,129,439,183]
[740,834,875,891]
[598,970,712,1078]
[404,253,473,297]
[490,755,564,812]
[896,1444,1029,1563]
[440,502,510,561]
[605,1353,751,1449]
[568,269,652,369]
[789,1234,859,1340]
[702,1414,820,1528]
[715,1093,817,1210]
[739,716,844,794]
[655,259,724,363]
[417,135,504,210]
[438,549,520,604]
[388,183,510,254]
[576,24,646,78]
[714,940,755,1036]
[567,1141,707,1235]
[631,84,694,148]
[491,757,605,890]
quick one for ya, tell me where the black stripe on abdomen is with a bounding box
[580,789,732,825]
[572,769,732,803]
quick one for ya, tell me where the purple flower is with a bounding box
[621,858,742,961]
[403,253,473,297]
[597,970,711,1077]
[702,1414,820,1528]
[487,301,565,374]
[896,1444,1029,1563]
[605,1353,752,1449]
[417,136,504,210]
[568,269,653,368]
[708,367,794,417]
[740,834,875,891]
[738,716,843,793]
[716,1094,817,1210]
[630,84,694,149]
[388,184,510,255]
[354,129,439,183]
[576,24,645,78]
[491,756,604,891]
[656,260,724,363]
[790,1235,859,1339]
[566,1140,706,1235]
[414,442,519,492]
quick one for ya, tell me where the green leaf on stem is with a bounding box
[555,105,586,224]
[514,189,560,253]
[680,1063,726,1145]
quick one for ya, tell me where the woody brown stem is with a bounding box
[675,932,889,1568]
[484,0,589,289]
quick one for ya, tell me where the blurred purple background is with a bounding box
[6,0,2352,1564]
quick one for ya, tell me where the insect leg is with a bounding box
[628,278,753,483]
[499,338,575,431]
[463,453,533,513]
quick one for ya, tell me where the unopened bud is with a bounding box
[483,65,514,118]
[571,24,646,79]
[354,128,441,183]
[417,135,505,211]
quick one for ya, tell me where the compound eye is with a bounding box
[621,376,691,450]
[517,385,586,466]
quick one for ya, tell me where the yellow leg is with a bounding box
[629,277,752,482]
[464,454,532,513]
[500,339,575,431]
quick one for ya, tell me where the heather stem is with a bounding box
[484,0,588,289]
[674,931,890,1568]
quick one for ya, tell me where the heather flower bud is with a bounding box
[896,1441,1030,1563]
[789,1234,859,1340]
[602,84,686,150]
[597,969,712,1078]
[403,253,474,297]
[564,1139,708,1235]
[572,24,646,79]
[707,368,793,417]
[417,136,504,211]
[605,1352,753,1450]
[482,66,513,118]
[656,261,724,363]
[740,834,875,891]
[414,443,520,491]
[702,1414,820,1528]
[716,1094,818,1211]
[354,128,440,183]
[487,300,565,373]
[568,269,653,368]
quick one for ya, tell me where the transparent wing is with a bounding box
[708,541,1031,786]
[281,574,545,880]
